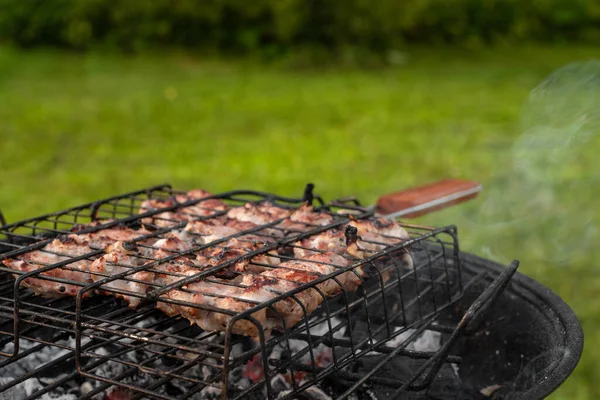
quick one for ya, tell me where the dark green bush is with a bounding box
[1,0,600,54]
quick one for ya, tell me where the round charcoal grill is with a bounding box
[448,253,583,400]
[0,182,583,400]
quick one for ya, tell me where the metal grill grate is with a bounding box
[0,184,500,400]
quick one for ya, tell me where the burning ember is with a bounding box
[232,317,456,400]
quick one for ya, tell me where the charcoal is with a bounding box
[271,374,291,393]
[298,386,333,400]
[195,386,222,399]
[0,377,77,400]
[354,355,486,400]
[1,339,73,379]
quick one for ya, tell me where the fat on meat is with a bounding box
[196,240,279,276]
[90,241,155,308]
[1,226,153,298]
[154,258,275,337]
[242,252,360,331]
[138,190,228,228]
[2,236,96,297]
[277,204,334,234]
[346,218,414,274]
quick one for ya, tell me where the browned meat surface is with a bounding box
[2,188,415,339]
[346,218,413,269]
[226,203,271,225]
[293,230,347,257]
[242,252,359,331]
[2,236,96,297]
[154,258,276,337]
[181,220,240,244]
[292,218,410,258]
[256,202,292,220]
[277,204,334,234]
[138,190,228,228]
[2,226,154,298]
[154,248,359,337]
[195,240,279,276]
[69,225,154,250]
[90,241,154,308]
[348,218,410,242]
[180,218,282,249]
[89,234,196,308]
[148,236,192,260]
[224,218,284,240]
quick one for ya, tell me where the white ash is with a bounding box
[377,328,442,353]
[301,386,333,400]
[277,383,333,400]
[0,337,82,399]
[1,338,73,378]
[195,385,222,399]
[0,377,76,400]
[134,315,159,330]
[308,317,347,338]
[451,362,460,378]
[79,381,94,396]
[230,341,244,358]
[272,374,291,394]
[236,377,252,390]
[268,317,346,366]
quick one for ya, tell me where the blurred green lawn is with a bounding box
[0,45,599,399]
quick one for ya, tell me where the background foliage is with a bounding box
[3,0,600,56]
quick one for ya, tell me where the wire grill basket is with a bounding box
[0,184,513,400]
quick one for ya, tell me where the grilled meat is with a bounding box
[139,190,228,228]
[242,252,359,331]
[2,189,415,339]
[293,230,347,258]
[196,240,280,276]
[69,225,154,250]
[256,202,292,220]
[277,204,334,234]
[226,203,332,235]
[90,241,154,308]
[2,236,96,297]
[348,217,409,243]
[226,203,275,225]
[293,218,410,260]
[2,226,154,298]
[173,213,283,250]
[347,218,413,269]
[89,234,197,307]
[154,257,275,337]
[181,220,240,245]
[149,236,192,259]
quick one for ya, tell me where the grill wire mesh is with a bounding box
[0,184,477,400]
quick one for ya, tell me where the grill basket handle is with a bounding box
[376,179,482,219]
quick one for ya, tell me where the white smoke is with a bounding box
[426,60,600,267]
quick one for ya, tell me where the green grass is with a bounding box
[1,44,599,399]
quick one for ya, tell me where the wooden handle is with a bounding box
[375,179,482,218]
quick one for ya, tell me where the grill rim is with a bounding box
[460,252,584,400]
